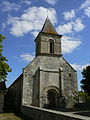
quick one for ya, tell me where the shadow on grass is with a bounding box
[4,107,32,120]
[74,111,90,117]
[14,112,32,120]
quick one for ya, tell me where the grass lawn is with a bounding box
[0,112,32,120]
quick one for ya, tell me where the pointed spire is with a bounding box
[41,16,58,34]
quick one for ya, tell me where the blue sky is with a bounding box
[0,0,90,90]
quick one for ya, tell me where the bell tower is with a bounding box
[22,16,78,109]
[35,17,62,57]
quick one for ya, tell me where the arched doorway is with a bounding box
[47,89,58,109]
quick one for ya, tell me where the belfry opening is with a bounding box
[50,39,54,54]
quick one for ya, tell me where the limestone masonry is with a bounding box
[7,17,78,110]
[22,17,78,109]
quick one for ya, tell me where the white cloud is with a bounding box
[45,0,58,5]
[70,64,89,71]
[2,23,6,30]
[80,0,90,9]
[82,64,90,69]
[63,10,76,20]
[10,21,33,36]
[85,7,90,17]
[62,36,81,54]
[31,31,39,37]
[22,0,31,5]
[0,1,21,12]
[57,22,73,35]
[73,19,85,32]
[20,53,35,62]
[7,7,57,37]
[57,19,85,35]
[70,64,83,71]
[79,0,90,17]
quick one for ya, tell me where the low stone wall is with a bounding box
[21,105,84,120]
[75,103,90,110]
[6,74,23,110]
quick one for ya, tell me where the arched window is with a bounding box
[69,73,71,77]
[50,39,54,53]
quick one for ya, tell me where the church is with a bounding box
[6,17,78,110]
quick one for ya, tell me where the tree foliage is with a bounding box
[81,65,90,96]
[0,34,12,82]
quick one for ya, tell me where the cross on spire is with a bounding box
[47,9,48,17]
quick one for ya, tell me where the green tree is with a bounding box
[0,34,12,82]
[81,65,90,96]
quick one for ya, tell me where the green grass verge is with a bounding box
[0,112,32,120]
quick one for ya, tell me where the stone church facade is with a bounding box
[22,17,78,109]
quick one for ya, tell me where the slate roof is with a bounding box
[8,74,23,89]
[0,81,6,91]
[41,16,58,34]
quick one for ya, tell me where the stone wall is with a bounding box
[35,33,62,56]
[21,105,82,120]
[22,55,78,108]
[6,74,23,110]
[0,92,4,112]
[22,57,40,106]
